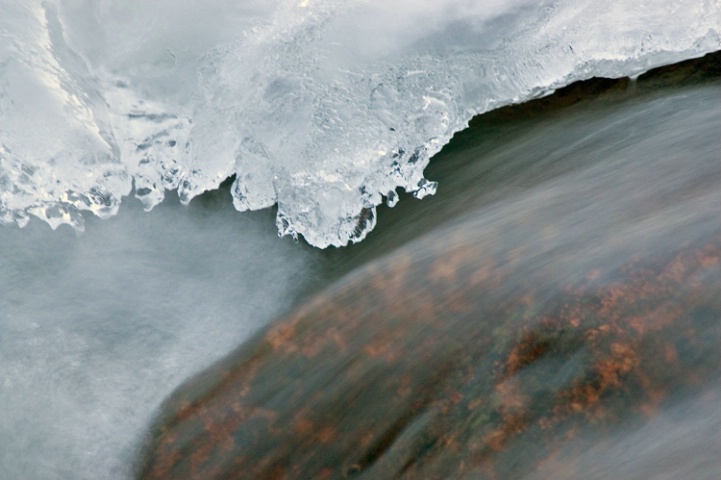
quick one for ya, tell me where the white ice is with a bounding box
[1,0,720,246]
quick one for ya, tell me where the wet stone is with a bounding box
[138,211,720,479]
[137,58,721,479]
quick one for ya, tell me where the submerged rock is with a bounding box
[138,179,720,479]
[138,60,720,479]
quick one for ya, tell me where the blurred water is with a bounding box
[0,192,325,479]
[323,72,721,271]
[1,70,720,478]
[138,73,721,479]
[523,390,721,480]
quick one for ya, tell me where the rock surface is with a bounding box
[137,55,721,480]
[139,183,720,480]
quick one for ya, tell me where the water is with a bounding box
[137,69,721,479]
[320,61,721,270]
[0,194,326,479]
[522,391,721,479]
[2,55,719,478]
[2,0,720,247]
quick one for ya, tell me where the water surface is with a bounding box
[1,62,719,479]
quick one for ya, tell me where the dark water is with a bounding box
[320,54,721,271]
[1,55,720,479]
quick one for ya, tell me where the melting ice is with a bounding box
[1,0,720,247]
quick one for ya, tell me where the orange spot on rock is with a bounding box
[267,323,297,352]
[538,417,554,430]
[484,428,507,452]
[482,412,527,452]
[495,379,527,413]
[318,468,335,480]
[293,416,314,437]
[318,426,335,444]
[699,252,719,268]
[429,258,457,283]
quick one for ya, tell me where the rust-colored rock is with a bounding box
[138,209,720,479]
[138,68,720,479]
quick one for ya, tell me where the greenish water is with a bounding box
[318,62,721,273]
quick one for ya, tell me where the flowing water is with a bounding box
[1,55,719,479]
[1,1,720,477]
[0,192,327,478]
[136,63,721,479]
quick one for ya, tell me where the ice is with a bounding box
[1,0,720,247]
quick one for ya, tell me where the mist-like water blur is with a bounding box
[0,192,325,479]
